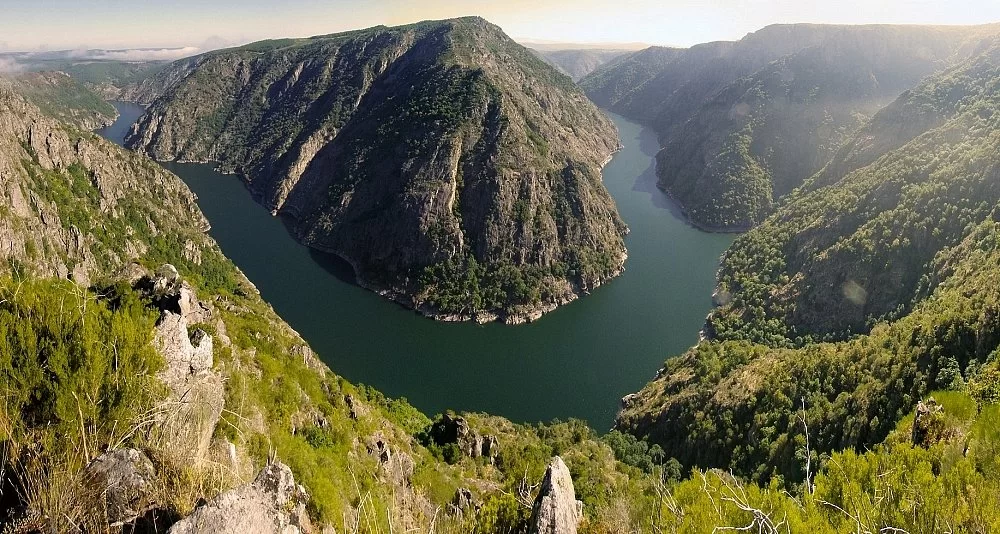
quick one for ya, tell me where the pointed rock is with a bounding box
[529,456,582,534]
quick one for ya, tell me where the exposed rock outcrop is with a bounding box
[529,456,583,534]
[167,462,311,534]
[429,413,499,461]
[150,267,224,463]
[912,397,948,448]
[366,432,415,486]
[83,448,156,525]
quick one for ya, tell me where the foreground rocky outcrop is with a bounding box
[148,265,225,463]
[84,448,156,525]
[125,17,627,323]
[529,456,583,534]
[167,462,310,534]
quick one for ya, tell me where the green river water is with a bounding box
[100,102,735,428]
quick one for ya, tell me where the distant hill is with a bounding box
[582,23,1000,230]
[4,71,116,129]
[530,47,633,81]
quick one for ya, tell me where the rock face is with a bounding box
[125,17,627,323]
[150,267,224,463]
[529,457,582,534]
[84,448,156,525]
[581,23,1000,230]
[167,462,310,534]
[0,79,212,286]
[429,413,499,461]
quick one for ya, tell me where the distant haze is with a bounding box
[2,0,1000,52]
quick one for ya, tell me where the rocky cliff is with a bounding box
[125,17,627,323]
[0,78,215,287]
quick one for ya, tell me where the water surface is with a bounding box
[100,102,735,428]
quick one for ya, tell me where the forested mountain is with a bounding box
[617,40,1000,512]
[711,41,1000,343]
[124,17,627,323]
[582,23,1000,229]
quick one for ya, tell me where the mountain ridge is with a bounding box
[582,22,1000,230]
[124,17,628,324]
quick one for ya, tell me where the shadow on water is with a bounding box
[306,247,359,286]
[99,101,738,428]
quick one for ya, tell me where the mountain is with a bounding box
[582,23,1000,230]
[530,47,633,81]
[5,71,117,129]
[616,39,1000,487]
[710,41,1000,344]
[124,17,627,323]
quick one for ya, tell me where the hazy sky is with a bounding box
[3,0,1000,53]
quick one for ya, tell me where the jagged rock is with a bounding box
[912,397,948,448]
[84,448,155,525]
[167,462,310,534]
[147,265,213,324]
[529,457,582,534]
[152,309,224,463]
[365,433,414,485]
[430,414,499,461]
[153,264,180,294]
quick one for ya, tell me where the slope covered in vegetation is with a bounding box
[6,33,1000,534]
[617,42,1000,515]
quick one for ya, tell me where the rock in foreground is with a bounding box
[530,456,583,534]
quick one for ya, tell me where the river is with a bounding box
[99,102,735,428]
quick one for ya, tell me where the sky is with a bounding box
[3,0,1000,53]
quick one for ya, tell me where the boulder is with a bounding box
[449,487,477,516]
[84,448,155,525]
[365,432,415,485]
[167,462,310,534]
[529,457,582,534]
